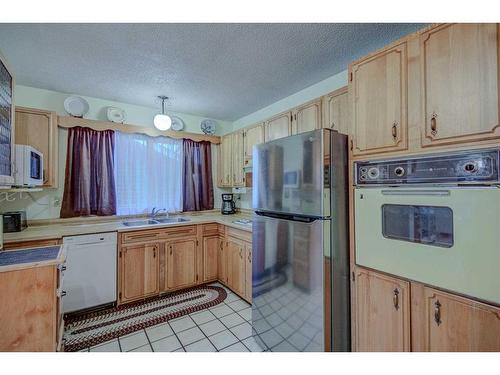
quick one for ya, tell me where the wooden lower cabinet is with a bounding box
[244,242,252,302]
[218,236,228,284]
[226,237,246,296]
[411,283,500,351]
[353,267,411,351]
[119,242,159,304]
[165,238,197,290]
[203,235,219,282]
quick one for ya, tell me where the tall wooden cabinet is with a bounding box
[14,107,58,188]
[218,134,233,187]
[353,267,410,351]
[350,42,408,156]
[243,123,264,167]
[420,23,500,147]
[119,243,159,303]
[231,131,245,187]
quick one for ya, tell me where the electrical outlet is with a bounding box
[52,197,61,207]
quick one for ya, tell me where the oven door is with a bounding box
[355,187,500,304]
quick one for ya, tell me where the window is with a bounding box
[114,131,183,215]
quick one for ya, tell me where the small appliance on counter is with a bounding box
[14,144,44,186]
[221,193,236,214]
[2,211,27,232]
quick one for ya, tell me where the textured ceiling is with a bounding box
[0,23,426,120]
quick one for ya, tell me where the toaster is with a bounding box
[2,211,27,232]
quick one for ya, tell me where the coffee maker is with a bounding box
[221,194,236,215]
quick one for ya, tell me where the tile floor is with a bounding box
[78,283,263,352]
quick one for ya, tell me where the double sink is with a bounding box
[122,217,191,227]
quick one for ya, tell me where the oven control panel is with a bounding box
[355,149,500,185]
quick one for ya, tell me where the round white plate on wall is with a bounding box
[107,107,126,123]
[171,116,185,131]
[64,96,89,118]
[200,119,217,135]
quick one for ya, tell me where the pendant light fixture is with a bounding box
[153,95,172,131]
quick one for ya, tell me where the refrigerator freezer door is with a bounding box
[251,213,330,351]
[252,129,329,217]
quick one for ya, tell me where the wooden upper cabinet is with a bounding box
[323,87,349,135]
[231,131,245,187]
[354,267,410,352]
[203,235,219,282]
[420,23,500,147]
[265,111,292,142]
[412,285,500,352]
[350,42,408,156]
[218,134,232,187]
[292,98,322,135]
[166,238,197,290]
[15,107,58,188]
[243,123,264,166]
[120,243,159,303]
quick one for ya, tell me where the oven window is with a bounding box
[382,204,453,248]
[30,151,41,179]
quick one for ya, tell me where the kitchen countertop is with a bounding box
[0,244,67,273]
[3,212,253,243]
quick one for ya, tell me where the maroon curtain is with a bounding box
[182,139,214,211]
[61,126,116,218]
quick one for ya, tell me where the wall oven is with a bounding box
[14,144,44,186]
[354,148,500,305]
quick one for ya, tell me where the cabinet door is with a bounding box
[203,235,219,282]
[218,237,228,285]
[227,238,246,295]
[231,131,245,187]
[265,112,292,142]
[351,42,408,156]
[243,123,264,166]
[292,99,322,135]
[412,285,500,351]
[323,87,349,135]
[120,243,159,303]
[420,24,500,147]
[354,267,410,351]
[166,238,197,290]
[15,107,58,188]
[218,134,232,187]
[244,242,252,303]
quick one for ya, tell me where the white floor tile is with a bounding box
[130,344,153,352]
[209,330,238,350]
[224,293,241,303]
[199,319,227,336]
[185,338,216,352]
[242,337,264,352]
[151,335,182,352]
[173,348,186,352]
[219,312,245,328]
[238,307,252,321]
[221,342,249,352]
[177,326,205,346]
[253,318,271,334]
[288,331,309,351]
[90,339,120,352]
[266,312,283,326]
[169,316,196,333]
[228,299,250,312]
[275,321,294,339]
[260,329,283,348]
[119,331,149,352]
[145,323,174,342]
[190,310,216,325]
[272,340,297,352]
[210,304,234,318]
[230,322,252,340]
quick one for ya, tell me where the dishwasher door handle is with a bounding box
[381,190,450,196]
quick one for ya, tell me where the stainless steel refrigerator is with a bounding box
[251,128,350,352]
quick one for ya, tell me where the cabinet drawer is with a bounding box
[121,230,162,244]
[202,223,219,236]
[226,227,252,243]
[160,225,197,239]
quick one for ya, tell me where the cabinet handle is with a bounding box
[391,122,398,140]
[153,248,156,258]
[434,300,442,326]
[393,288,399,310]
[430,113,438,135]
[61,265,67,272]
[330,121,336,129]
[248,252,252,263]
[170,246,173,256]
[61,290,67,297]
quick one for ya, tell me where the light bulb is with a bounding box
[153,114,172,130]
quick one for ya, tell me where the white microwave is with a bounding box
[14,145,44,186]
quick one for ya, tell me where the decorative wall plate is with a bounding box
[63,96,89,118]
[106,107,126,123]
[200,119,217,135]
[171,116,185,131]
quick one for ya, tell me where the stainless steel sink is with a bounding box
[122,220,160,227]
[155,217,191,224]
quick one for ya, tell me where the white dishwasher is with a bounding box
[62,232,117,313]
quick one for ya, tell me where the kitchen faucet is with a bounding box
[151,207,168,219]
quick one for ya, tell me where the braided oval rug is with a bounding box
[63,285,227,352]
